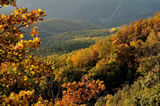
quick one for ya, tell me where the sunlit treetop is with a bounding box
[0,0,16,7]
[0,0,46,63]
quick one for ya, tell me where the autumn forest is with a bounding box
[1,0,160,106]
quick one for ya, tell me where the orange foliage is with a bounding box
[56,75,105,105]
[0,90,35,105]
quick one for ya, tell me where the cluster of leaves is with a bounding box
[0,7,46,63]
[55,75,105,105]
[0,1,56,105]
[0,90,54,105]
[0,90,35,105]
[0,4,53,95]
[106,55,160,106]
[0,0,16,7]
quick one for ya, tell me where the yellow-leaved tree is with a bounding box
[0,0,55,105]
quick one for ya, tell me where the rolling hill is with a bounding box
[33,28,119,56]
[23,19,103,40]
[37,19,103,34]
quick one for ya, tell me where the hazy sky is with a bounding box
[1,0,160,27]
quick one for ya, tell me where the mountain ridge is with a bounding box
[1,0,160,27]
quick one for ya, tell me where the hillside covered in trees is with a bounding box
[1,0,160,106]
[37,19,103,34]
[34,28,119,56]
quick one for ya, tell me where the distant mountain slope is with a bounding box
[33,28,119,56]
[37,19,103,34]
[2,0,160,28]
